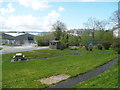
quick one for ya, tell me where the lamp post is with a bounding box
[118,1,120,28]
[92,29,95,45]
[92,29,94,40]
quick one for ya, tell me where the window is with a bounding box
[28,37,33,40]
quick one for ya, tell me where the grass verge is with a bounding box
[2,43,13,46]
[71,61,119,88]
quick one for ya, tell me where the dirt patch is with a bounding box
[39,74,70,85]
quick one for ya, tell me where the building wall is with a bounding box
[1,33,35,46]
[113,28,120,38]
[1,33,15,45]
[2,39,15,45]
[49,42,59,49]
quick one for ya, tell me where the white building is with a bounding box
[113,28,120,38]
[68,29,84,36]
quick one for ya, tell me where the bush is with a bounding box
[89,45,93,51]
[112,41,120,54]
[35,33,55,46]
[59,44,65,50]
[102,41,111,50]
[85,45,93,51]
[97,44,103,50]
[85,46,89,51]
[37,41,49,46]
[68,35,80,46]
[60,35,68,49]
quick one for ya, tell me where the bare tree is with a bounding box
[84,17,97,30]
[95,20,108,30]
[110,10,120,28]
[84,17,108,30]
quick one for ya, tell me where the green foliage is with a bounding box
[52,21,66,40]
[94,30,116,50]
[68,35,80,46]
[80,30,92,45]
[60,32,69,49]
[112,41,120,54]
[97,44,103,50]
[102,41,111,50]
[95,30,114,43]
[34,33,55,46]
[51,21,69,49]
[94,30,104,41]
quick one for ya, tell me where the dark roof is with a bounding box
[50,40,59,42]
[1,33,35,41]
[15,33,34,41]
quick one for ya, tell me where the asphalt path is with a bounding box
[47,57,120,88]
[0,46,49,55]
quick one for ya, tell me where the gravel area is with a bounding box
[0,46,49,55]
[40,74,70,85]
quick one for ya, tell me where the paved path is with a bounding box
[47,57,120,88]
[0,46,49,55]
[28,50,116,61]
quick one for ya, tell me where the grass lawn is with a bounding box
[0,55,1,89]
[2,51,118,88]
[2,43,13,46]
[16,49,77,59]
[78,48,114,53]
[72,61,119,88]
[0,47,3,50]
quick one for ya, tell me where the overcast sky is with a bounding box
[0,0,119,32]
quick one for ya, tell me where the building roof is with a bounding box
[68,29,84,36]
[15,33,35,41]
[1,33,15,40]
[5,32,38,37]
[50,40,59,43]
[1,33,35,40]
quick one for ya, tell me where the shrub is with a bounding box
[60,35,69,49]
[89,45,93,51]
[37,41,49,46]
[97,44,103,50]
[112,41,120,54]
[85,45,93,51]
[68,35,80,46]
[59,44,65,50]
[102,41,111,50]
[85,46,89,51]
[35,33,55,46]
